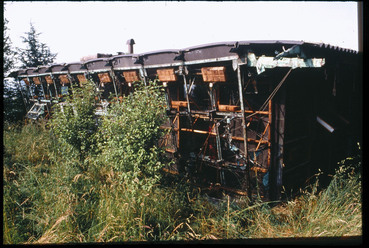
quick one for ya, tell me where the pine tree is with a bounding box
[3,10,25,123]
[3,17,17,75]
[18,23,57,68]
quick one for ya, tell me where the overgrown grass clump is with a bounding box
[3,81,362,244]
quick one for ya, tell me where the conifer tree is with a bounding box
[3,17,17,75]
[3,11,24,123]
[18,23,57,68]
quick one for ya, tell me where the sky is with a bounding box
[4,1,360,65]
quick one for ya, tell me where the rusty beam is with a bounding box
[243,110,270,115]
[250,166,268,173]
[180,128,268,144]
[267,99,272,168]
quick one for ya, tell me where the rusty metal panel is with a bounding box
[171,101,188,108]
[98,72,112,83]
[59,75,70,84]
[45,75,53,84]
[201,66,226,82]
[123,70,140,82]
[33,77,41,85]
[22,78,30,85]
[157,68,177,82]
[76,74,88,84]
[218,104,240,112]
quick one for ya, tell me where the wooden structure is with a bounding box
[8,40,361,200]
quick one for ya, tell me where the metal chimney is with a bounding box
[126,39,135,54]
[358,2,363,53]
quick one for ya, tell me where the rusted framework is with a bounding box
[8,40,361,200]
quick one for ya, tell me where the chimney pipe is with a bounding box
[126,39,135,54]
[357,2,363,53]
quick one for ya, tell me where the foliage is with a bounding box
[3,13,18,75]
[3,121,53,243]
[49,81,98,164]
[96,81,168,194]
[17,22,57,68]
[238,147,362,239]
[3,79,27,124]
[3,5,25,124]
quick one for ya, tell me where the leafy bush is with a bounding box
[49,81,98,164]
[96,81,168,194]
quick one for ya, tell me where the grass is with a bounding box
[3,122,362,244]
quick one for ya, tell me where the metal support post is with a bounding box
[27,77,36,100]
[139,66,147,86]
[40,77,47,100]
[110,69,119,102]
[237,63,251,196]
[270,85,286,201]
[51,74,60,101]
[182,72,192,125]
[163,82,171,111]
[267,99,272,167]
[237,64,248,161]
[40,77,51,117]
[215,122,223,162]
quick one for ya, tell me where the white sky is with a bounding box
[4,1,359,65]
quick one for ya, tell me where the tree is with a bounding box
[3,16,17,75]
[3,12,25,123]
[18,23,57,68]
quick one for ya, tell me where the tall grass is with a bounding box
[4,122,361,243]
[3,85,361,244]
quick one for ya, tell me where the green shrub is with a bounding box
[49,81,98,164]
[96,81,168,194]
